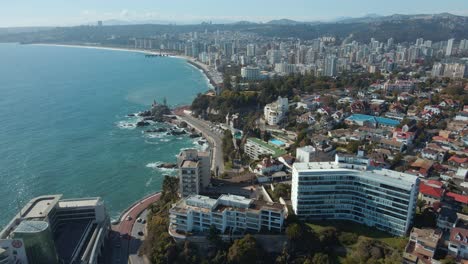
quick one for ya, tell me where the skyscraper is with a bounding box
[246,44,256,57]
[446,38,455,56]
[324,55,337,77]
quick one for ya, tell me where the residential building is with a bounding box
[246,44,256,57]
[177,149,211,197]
[274,62,296,75]
[448,228,468,259]
[404,228,442,262]
[241,66,261,80]
[446,38,455,57]
[296,146,316,163]
[345,114,400,128]
[244,137,286,160]
[169,194,286,237]
[0,195,109,264]
[264,96,289,126]
[292,154,419,236]
[418,181,444,206]
[324,55,337,77]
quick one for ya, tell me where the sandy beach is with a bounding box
[32,43,223,87]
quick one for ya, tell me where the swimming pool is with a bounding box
[269,138,286,147]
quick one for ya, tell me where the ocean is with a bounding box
[0,43,210,226]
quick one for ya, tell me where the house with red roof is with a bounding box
[448,227,468,259]
[419,181,444,206]
[446,192,468,206]
[448,156,468,168]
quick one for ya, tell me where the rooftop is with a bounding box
[293,161,418,188]
[58,198,101,208]
[247,137,287,158]
[181,160,199,169]
[346,114,400,127]
[20,195,62,219]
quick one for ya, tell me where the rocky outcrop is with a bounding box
[157,163,177,169]
[136,121,151,127]
[145,128,168,133]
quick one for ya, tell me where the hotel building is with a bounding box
[0,195,109,264]
[169,194,286,237]
[292,154,419,236]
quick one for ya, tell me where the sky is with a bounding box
[1,0,468,27]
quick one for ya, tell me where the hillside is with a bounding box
[0,13,466,44]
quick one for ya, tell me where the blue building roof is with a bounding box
[346,114,400,127]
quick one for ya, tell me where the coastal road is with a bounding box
[110,192,161,264]
[128,209,150,264]
[178,113,225,175]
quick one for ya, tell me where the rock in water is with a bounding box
[136,121,150,127]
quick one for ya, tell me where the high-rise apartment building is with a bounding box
[246,44,256,57]
[177,149,211,197]
[292,154,419,236]
[324,55,337,77]
[446,38,455,56]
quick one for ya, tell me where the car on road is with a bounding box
[142,219,146,224]
[126,215,132,221]
[137,218,142,223]
[138,231,144,236]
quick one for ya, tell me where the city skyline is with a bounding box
[1,0,468,27]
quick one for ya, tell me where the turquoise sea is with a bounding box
[0,43,210,226]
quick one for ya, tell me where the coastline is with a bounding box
[30,43,223,89]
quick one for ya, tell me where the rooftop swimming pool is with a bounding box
[269,138,286,147]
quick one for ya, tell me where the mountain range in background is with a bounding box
[98,12,465,26]
[0,12,466,44]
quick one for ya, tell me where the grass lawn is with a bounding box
[306,220,407,251]
[224,161,233,170]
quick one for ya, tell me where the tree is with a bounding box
[441,256,457,264]
[462,205,468,215]
[417,199,427,213]
[286,223,303,242]
[311,253,331,264]
[207,225,223,247]
[227,234,261,264]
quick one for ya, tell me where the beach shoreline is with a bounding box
[30,43,223,88]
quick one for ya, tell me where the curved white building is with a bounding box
[292,154,419,236]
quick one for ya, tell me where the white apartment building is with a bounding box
[244,137,286,160]
[292,154,419,236]
[169,194,286,237]
[296,146,316,163]
[264,96,289,126]
[274,62,296,75]
[177,149,211,197]
[241,66,261,80]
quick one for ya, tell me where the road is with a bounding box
[128,209,150,264]
[178,113,225,175]
[109,192,161,264]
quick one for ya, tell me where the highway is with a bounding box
[178,113,225,175]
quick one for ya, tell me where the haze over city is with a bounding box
[1,0,468,27]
